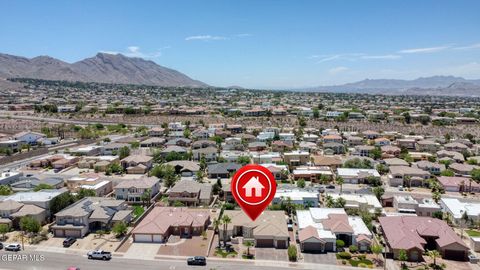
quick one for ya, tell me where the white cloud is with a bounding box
[100,46,167,59]
[397,45,450,54]
[360,54,402,60]
[453,43,480,50]
[328,66,349,75]
[235,33,252,37]
[185,35,227,41]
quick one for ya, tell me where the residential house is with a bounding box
[354,145,375,157]
[168,179,212,206]
[293,166,333,182]
[327,194,383,214]
[132,207,210,242]
[260,163,289,180]
[103,143,130,155]
[115,177,160,204]
[0,140,24,153]
[379,216,469,261]
[165,160,200,177]
[0,200,47,227]
[283,151,310,169]
[388,166,430,187]
[148,127,165,137]
[444,142,469,153]
[219,210,289,249]
[414,161,445,175]
[66,174,113,197]
[140,137,166,148]
[297,208,372,252]
[439,198,480,225]
[121,154,153,174]
[52,197,132,238]
[192,147,218,162]
[416,140,440,153]
[273,189,319,207]
[323,134,343,144]
[323,142,345,155]
[449,163,478,176]
[381,145,401,158]
[437,176,480,193]
[13,131,46,145]
[0,171,22,185]
[207,163,242,179]
[336,168,380,184]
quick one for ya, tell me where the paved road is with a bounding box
[0,250,351,270]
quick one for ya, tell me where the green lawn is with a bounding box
[349,258,373,267]
[132,205,145,219]
[466,230,480,237]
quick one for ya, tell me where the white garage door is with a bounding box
[152,235,163,243]
[134,234,152,242]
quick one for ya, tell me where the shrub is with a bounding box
[358,254,366,260]
[349,245,358,253]
[288,245,297,261]
[336,239,345,249]
[342,260,347,265]
[358,263,368,268]
[337,251,352,259]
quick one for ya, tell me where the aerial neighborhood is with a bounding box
[1,83,480,270]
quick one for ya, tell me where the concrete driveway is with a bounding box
[255,247,288,261]
[302,252,336,265]
[123,242,160,259]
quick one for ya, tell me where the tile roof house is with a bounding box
[120,154,153,174]
[437,176,480,193]
[115,177,160,204]
[388,166,430,187]
[132,207,210,242]
[52,197,132,238]
[297,208,372,253]
[0,200,47,227]
[207,163,241,179]
[192,146,218,162]
[439,198,480,225]
[165,160,200,176]
[219,210,289,249]
[336,168,380,184]
[168,179,212,206]
[379,216,469,261]
[414,161,446,175]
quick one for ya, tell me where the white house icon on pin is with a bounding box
[242,176,265,197]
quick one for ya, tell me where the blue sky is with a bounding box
[1,0,480,88]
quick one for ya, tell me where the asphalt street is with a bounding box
[0,250,350,270]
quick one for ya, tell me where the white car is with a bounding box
[5,243,21,251]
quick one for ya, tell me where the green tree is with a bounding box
[372,186,385,200]
[349,245,358,253]
[221,214,232,247]
[427,249,440,266]
[112,221,128,237]
[288,245,297,261]
[371,244,383,262]
[151,164,178,188]
[0,224,9,241]
[50,193,75,214]
[212,218,221,247]
[141,188,152,207]
[440,169,455,177]
[33,183,54,192]
[398,249,408,268]
[20,216,41,234]
[336,176,344,194]
[118,146,131,160]
[0,185,13,195]
[237,156,251,165]
[471,168,480,181]
[244,240,254,257]
[76,188,97,200]
[297,178,306,188]
[336,239,345,250]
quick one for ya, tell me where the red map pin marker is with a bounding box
[231,164,276,221]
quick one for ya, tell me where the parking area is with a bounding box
[37,233,123,252]
[157,233,212,257]
[255,247,288,261]
[302,252,337,265]
[123,242,161,259]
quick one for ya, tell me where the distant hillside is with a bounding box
[0,52,208,87]
[306,76,480,96]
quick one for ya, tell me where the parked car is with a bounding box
[326,185,335,189]
[87,250,112,260]
[0,242,3,249]
[4,243,21,251]
[287,224,293,231]
[187,256,206,266]
[398,185,404,191]
[63,237,76,247]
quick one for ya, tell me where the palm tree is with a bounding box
[212,218,221,248]
[141,188,152,207]
[336,176,344,194]
[221,214,231,247]
[427,249,440,266]
[461,211,469,239]
[404,176,412,189]
[244,240,254,257]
